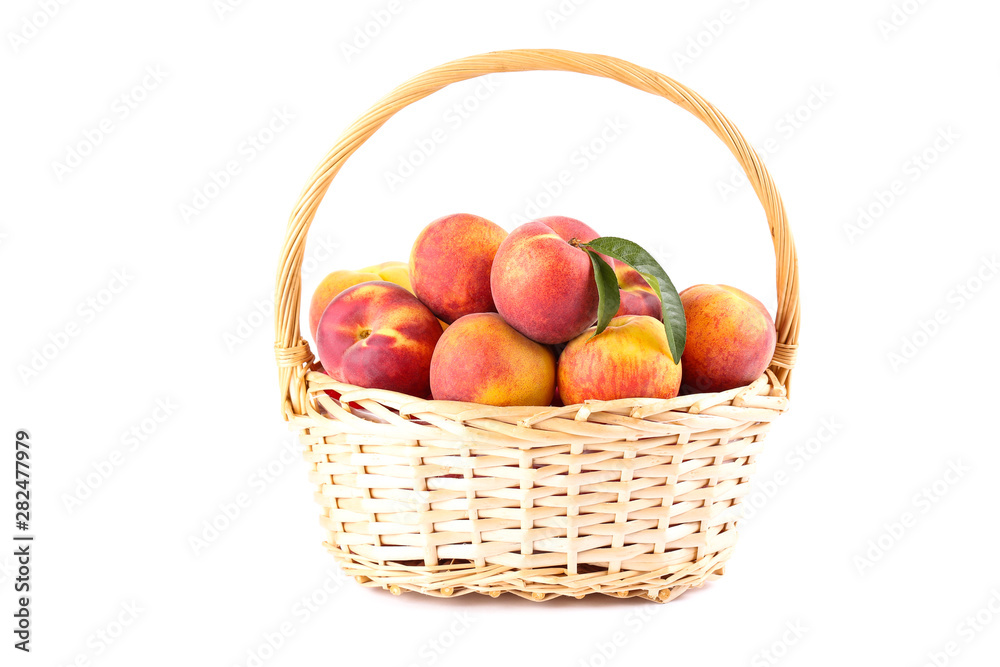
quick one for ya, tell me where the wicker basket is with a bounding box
[274,49,800,603]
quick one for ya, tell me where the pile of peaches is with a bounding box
[309,214,776,407]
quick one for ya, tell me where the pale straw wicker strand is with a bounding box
[274,49,799,603]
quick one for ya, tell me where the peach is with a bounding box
[614,264,661,318]
[309,261,412,338]
[679,284,776,393]
[535,215,617,267]
[360,261,412,292]
[409,213,508,323]
[430,313,555,406]
[533,215,599,246]
[557,315,681,404]
[536,216,656,322]
[316,281,442,398]
[491,218,602,344]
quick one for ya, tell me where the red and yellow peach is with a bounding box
[316,281,442,398]
[409,213,508,323]
[557,315,682,404]
[430,313,555,406]
[491,217,603,344]
[679,284,776,393]
[309,261,412,338]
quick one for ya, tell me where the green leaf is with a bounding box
[585,237,686,361]
[586,249,621,338]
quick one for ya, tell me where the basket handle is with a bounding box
[275,49,800,417]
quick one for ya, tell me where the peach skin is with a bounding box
[316,281,442,398]
[309,261,412,338]
[491,218,601,344]
[557,315,681,404]
[679,284,776,393]
[534,215,616,268]
[360,261,412,292]
[430,313,555,406]
[409,213,508,323]
[614,263,661,318]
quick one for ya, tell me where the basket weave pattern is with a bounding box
[275,50,799,602]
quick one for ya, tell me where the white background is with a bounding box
[3,1,999,665]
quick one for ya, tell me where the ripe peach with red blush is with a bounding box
[316,281,442,398]
[557,315,682,405]
[409,213,508,323]
[679,284,776,393]
[491,218,603,344]
[309,261,413,338]
[430,313,555,406]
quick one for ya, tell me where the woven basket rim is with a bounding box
[307,367,787,425]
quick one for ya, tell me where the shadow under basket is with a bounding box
[274,49,800,603]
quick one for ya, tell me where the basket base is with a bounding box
[325,542,731,603]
